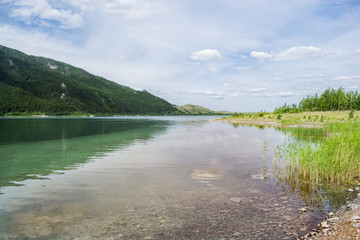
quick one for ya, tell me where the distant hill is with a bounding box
[0,45,175,115]
[175,104,232,115]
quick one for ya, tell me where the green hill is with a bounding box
[0,45,175,116]
[175,104,232,115]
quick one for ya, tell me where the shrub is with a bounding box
[349,109,355,119]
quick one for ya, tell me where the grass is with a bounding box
[275,120,360,184]
[223,111,360,184]
[225,111,359,127]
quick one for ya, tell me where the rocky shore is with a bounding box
[300,192,360,239]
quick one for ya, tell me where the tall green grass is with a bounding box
[275,121,360,184]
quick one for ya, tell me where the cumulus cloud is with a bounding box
[275,46,329,61]
[3,0,167,28]
[191,49,222,62]
[250,51,273,60]
[5,0,83,29]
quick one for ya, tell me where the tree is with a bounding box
[275,87,360,113]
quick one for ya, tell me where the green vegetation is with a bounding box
[275,121,360,184]
[226,111,358,128]
[223,110,360,185]
[0,45,175,115]
[274,87,360,113]
[269,89,360,184]
[174,104,231,115]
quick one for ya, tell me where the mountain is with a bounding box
[0,45,175,116]
[175,104,232,115]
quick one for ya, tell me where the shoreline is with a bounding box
[301,192,360,239]
[215,118,323,129]
[217,114,360,239]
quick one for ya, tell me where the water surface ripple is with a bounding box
[0,117,352,239]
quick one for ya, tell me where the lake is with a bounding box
[0,116,354,239]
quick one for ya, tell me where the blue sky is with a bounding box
[1,0,360,111]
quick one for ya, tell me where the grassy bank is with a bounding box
[222,111,360,184]
[224,111,359,127]
[276,121,360,184]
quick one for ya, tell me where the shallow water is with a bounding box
[0,117,355,239]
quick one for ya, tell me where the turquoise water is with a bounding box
[0,117,352,239]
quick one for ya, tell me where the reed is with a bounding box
[276,121,360,184]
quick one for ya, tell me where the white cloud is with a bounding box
[189,90,217,95]
[250,51,273,60]
[250,46,330,62]
[250,91,296,98]
[278,91,295,97]
[191,49,221,62]
[290,73,324,79]
[1,1,360,112]
[188,89,224,100]
[333,75,360,80]
[275,46,329,61]
[104,0,168,18]
[0,24,77,56]
[251,92,274,97]
[247,87,266,92]
[7,0,83,29]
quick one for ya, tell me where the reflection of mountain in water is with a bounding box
[0,118,171,188]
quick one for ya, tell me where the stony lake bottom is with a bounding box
[0,116,355,239]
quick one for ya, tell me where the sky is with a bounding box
[0,0,360,112]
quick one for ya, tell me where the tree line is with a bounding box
[274,87,360,113]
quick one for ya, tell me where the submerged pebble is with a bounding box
[229,197,242,203]
[327,217,340,223]
[299,208,307,213]
[347,203,359,211]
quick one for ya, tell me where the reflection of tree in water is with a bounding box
[231,123,266,129]
[0,118,171,188]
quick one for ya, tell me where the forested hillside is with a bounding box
[0,45,175,115]
[274,87,360,113]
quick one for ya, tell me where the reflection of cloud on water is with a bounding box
[191,169,222,181]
